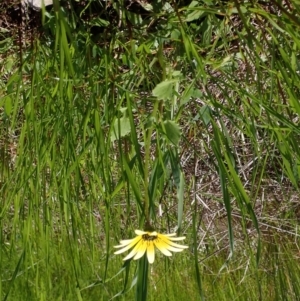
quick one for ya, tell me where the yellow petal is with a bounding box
[155,239,186,252]
[133,241,147,260]
[157,235,187,248]
[146,242,155,264]
[148,231,158,236]
[114,236,141,249]
[164,245,187,252]
[154,238,174,250]
[119,239,136,245]
[123,240,143,261]
[163,233,177,237]
[157,233,185,242]
[168,236,186,241]
[135,230,147,235]
[154,241,172,256]
[155,237,188,250]
[167,241,188,249]
[114,244,133,254]
[114,237,142,254]
[118,236,141,246]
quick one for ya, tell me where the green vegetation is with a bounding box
[1,0,300,300]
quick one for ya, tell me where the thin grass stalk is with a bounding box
[209,119,234,256]
[192,176,204,301]
[3,251,25,301]
[143,101,158,225]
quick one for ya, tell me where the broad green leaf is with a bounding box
[163,2,173,13]
[111,117,131,142]
[126,11,143,26]
[4,96,12,115]
[89,18,110,27]
[140,2,153,11]
[200,105,213,125]
[186,9,205,22]
[163,120,181,146]
[152,79,178,101]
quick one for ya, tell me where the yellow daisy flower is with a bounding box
[114,230,188,264]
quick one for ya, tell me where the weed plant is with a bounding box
[0,0,300,300]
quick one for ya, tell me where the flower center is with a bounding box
[142,234,157,241]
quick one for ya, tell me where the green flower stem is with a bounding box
[135,255,149,301]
